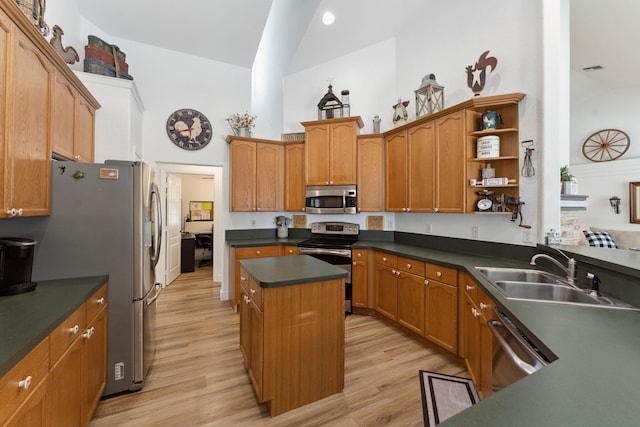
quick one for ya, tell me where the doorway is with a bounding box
[156,163,224,289]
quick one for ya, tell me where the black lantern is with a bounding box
[317,84,343,120]
[415,74,444,117]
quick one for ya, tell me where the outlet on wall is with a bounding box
[471,225,479,238]
[522,228,533,243]
[251,219,256,227]
[425,223,432,233]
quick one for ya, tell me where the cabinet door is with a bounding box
[256,142,283,211]
[4,378,49,427]
[397,272,425,335]
[463,295,480,387]
[284,142,305,211]
[435,111,466,213]
[230,140,257,211]
[76,97,96,162]
[375,264,397,320]
[329,121,357,185]
[425,280,458,353]
[83,307,107,425]
[352,260,367,308]
[248,299,264,401]
[49,337,83,426]
[407,122,435,212]
[4,30,52,217]
[305,124,330,185]
[282,245,298,256]
[357,136,384,212]
[385,131,408,211]
[51,75,76,160]
[239,289,251,364]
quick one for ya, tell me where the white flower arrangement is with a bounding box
[228,111,257,129]
[274,215,291,227]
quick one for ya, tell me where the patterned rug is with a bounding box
[419,370,479,426]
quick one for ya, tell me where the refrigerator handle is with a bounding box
[150,182,163,268]
[145,283,163,306]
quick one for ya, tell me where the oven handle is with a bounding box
[297,247,352,257]
[487,319,541,375]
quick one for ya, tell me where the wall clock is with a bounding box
[581,128,630,162]
[166,109,213,150]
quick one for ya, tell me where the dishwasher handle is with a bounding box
[487,319,541,376]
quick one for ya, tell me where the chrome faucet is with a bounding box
[530,251,577,286]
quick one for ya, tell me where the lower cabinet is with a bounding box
[424,263,458,353]
[461,274,496,399]
[374,253,398,320]
[397,257,426,336]
[0,283,108,426]
[351,249,368,308]
[229,245,281,308]
[239,270,264,400]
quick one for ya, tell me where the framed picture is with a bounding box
[189,201,213,221]
[630,182,640,224]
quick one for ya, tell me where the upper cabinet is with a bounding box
[0,0,100,218]
[464,93,526,214]
[302,117,363,186]
[357,135,384,212]
[228,136,284,212]
[284,141,306,212]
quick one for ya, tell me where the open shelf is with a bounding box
[469,128,518,136]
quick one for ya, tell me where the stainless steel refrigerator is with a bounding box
[33,160,163,396]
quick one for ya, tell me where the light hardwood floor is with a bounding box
[90,267,468,426]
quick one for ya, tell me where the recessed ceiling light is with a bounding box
[322,11,335,26]
[582,65,604,71]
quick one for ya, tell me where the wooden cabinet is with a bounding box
[351,249,369,308]
[239,261,345,416]
[228,136,284,212]
[284,141,305,212]
[0,1,99,219]
[434,111,466,213]
[356,136,384,211]
[461,274,496,399]
[424,263,458,353]
[465,93,526,213]
[0,283,108,426]
[302,117,363,185]
[396,257,426,335]
[229,245,281,308]
[374,252,398,320]
[282,245,298,256]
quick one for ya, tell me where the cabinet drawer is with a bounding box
[0,337,50,425]
[397,256,425,275]
[425,263,458,285]
[248,275,264,310]
[86,284,108,323]
[235,245,281,259]
[50,303,86,366]
[352,249,367,261]
[374,252,397,266]
[283,245,298,256]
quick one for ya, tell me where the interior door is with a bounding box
[166,174,182,284]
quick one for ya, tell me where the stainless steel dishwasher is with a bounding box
[488,308,549,391]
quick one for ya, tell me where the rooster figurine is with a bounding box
[49,25,79,65]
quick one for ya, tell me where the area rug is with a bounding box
[419,370,479,426]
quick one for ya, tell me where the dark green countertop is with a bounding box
[226,235,640,425]
[227,237,306,248]
[0,275,108,378]
[240,255,348,288]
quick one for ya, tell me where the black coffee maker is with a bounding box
[0,237,38,296]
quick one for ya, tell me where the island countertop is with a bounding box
[240,255,348,288]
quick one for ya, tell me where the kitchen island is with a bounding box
[239,255,347,417]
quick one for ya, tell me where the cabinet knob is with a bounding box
[75,155,81,160]
[396,271,401,276]
[256,207,261,211]
[357,253,362,258]
[240,275,247,282]
[18,376,33,390]
[406,208,411,212]
[465,285,474,291]
[256,250,261,255]
[436,271,442,277]
[302,207,306,211]
[383,257,387,262]
[353,261,356,266]
[480,302,490,310]
[95,297,105,305]
[288,249,294,254]
[402,208,407,212]
[424,279,429,285]
[472,308,480,317]
[406,263,412,269]
[244,295,251,304]
[250,288,256,294]
[434,208,439,212]
[68,325,80,334]
[83,327,95,339]
[6,208,23,217]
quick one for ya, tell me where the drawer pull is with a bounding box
[256,250,261,255]
[240,276,247,282]
[18,376,33,390]
[95,297,105,305]
[244,295,251,304]
[472,308,480,317]
[436,271,442,277]
[406,264,412,269]
[480,302,490,310]
[353,261,356,266]
[383,257,387,262]
[466,285,474,291]
[69,325,80,334]
[83,327,95,339]
[250,288,256,294]
[424,280,429,285]
[357,253,362,258]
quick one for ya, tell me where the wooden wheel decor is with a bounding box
[582,128,630,162]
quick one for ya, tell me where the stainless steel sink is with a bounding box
[494,281,600,304]
[474,267,564,284]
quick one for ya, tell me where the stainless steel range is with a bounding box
[297,222,359,313]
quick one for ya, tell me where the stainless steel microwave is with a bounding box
[305,185,357,214]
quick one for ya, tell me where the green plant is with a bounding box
[560,165,573,182]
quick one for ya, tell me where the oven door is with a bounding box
[297,249,352,312]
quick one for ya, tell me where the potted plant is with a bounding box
[274,215,292,238]
[560,165,576,194]
[228,111,257,136]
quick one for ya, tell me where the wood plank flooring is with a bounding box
[90,267,468,426]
